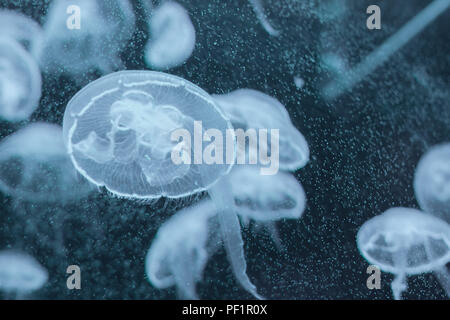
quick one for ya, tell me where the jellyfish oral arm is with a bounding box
[208,178,264,299]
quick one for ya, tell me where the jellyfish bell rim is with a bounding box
[357,207,450,275]
[63,70,235,200]
[0,9,44,51]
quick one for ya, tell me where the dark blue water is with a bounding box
[0,0,449,299]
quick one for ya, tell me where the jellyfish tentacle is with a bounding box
[209,179,264,300]
[391,273,407,300]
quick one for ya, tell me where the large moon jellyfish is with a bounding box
[414,143,450,223]
[0,122,91,202]
[213,89,309,171]
[357,207,450,300]
[145,200,217,299]
[33,0,135,78]
[0,250,48,299]
[144,1,196,70]
[0,37,42,122]
[0,9,43,51]
[62,70,262,299]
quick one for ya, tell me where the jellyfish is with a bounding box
[414,143,450,223]
[0,250,48,299]
[228,165,306,250]
[213,89,309,172]
[144,1,196,70]
[0,122,92,202]
[0,122,93,256]
[0,37,42,122]
[0,9,43,52]
[229,166,306,222]
[146,166,305,298]
[357,207,450,299]
[145,200,217,299]
[62,70,262,299]
[32,0,135,78]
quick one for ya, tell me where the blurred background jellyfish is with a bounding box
[0,9,43,51]
[62,70,262,299]
[357,207,450,299]
[32,0,135,80]
[0,122,93,256]
[0,122,91,202]
[145,200,217,299]
[144,1,196,70]
[0,37,42,122]
[213,88,309,171]
[0,250,48,299]
[414,143,450,223]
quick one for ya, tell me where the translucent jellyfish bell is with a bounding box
[145,200,216,299]
[229,165,306,251]
[0,37,42,122]
[63,70,231,198]
[229,166,306,222]
[0,250,48,298]
[33,0,135,77]
[414,143,450,223]
[213,89,309,171]
[0,122,92,202]
[357,207,450,299]
[145,1,196,70]
[0,9,43,51]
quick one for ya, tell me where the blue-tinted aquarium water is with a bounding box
[0,0,449,300]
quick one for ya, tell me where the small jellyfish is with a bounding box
[0,9,43,51]
[32,0,135,78]
[145,200,217,299]
[229,166,306,250]
[213,89,309,171]
[145,1,196,70]
[63,70,262,299]
[0,250,48,299]
[0,37,42,122]
[357,207,450,299]
[0,122,92,202]
[414,143,450,223]
[229,166,306,222]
